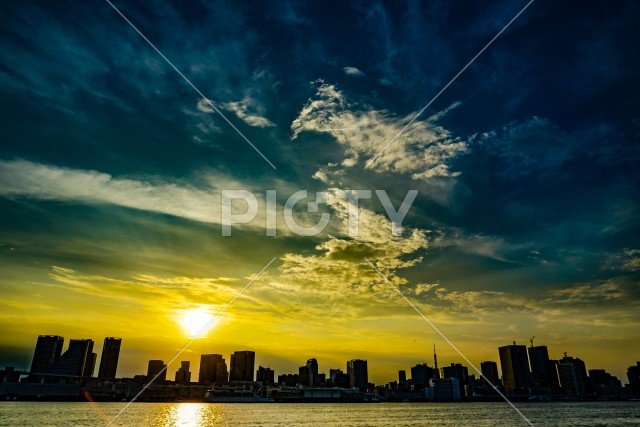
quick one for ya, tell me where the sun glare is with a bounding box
[179,309,215,337]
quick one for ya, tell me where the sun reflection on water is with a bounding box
[172,403,204,426]
[151,403,226,427]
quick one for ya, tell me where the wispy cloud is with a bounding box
[0,159,265,228]
[291,82,467,180]
[223,97,275,128]
[603,249,640,272]
[196,96,275,128]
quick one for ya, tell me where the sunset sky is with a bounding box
[0,1,639,384]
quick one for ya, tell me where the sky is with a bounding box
[0,0,639,385]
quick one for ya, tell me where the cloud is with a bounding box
[222,97,275,128]
[603,249,640,272]
[197,98,215,113]
[434,229,528,264]
[48,266,244,308]
[0,159,266,229]
[343,66,365,77]
[195,96,275,129]
[186,99,223,146]
[291,82,467,180]
[542,279,639,305]
[275,187,430,315]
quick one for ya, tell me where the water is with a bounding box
[0,402,639,426]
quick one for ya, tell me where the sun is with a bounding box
[179,308,215,337]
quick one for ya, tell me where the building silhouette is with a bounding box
[398,370,408,390]
[307,358,319,386]
[298,365,310,386]
[256,366,275,386]
[499,342,532,395]
[47,339,95,377]
[199,354,228,385]
[175,361,191,384]
[277,373,299,387]
[558,354,589,396]
[330,369,350,388]
[30,335,64,374]
[589,369,622,396]
[528,345,563,394]
[442,363,469,397]
[627,362,640,395]
[299,358,319,387]
[480,361,500,389]
[98,337,121,379]
[429,378,461,401]
[229,351,255,382]
[347,359,368,392]
[147,360,167,383]
[410,363,435,390]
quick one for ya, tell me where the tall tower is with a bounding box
[46,339,94,377]
[433,343,440,378]
[147,360,167,383]
[480,361,500,389]
[229,351,255,382]
[527,344,551,388]
[30,335,64,374]
[199,354,228,385]
[98,337,122,379]
[175,361,191,384]
[347,359,368,392]
[499,342,532,395]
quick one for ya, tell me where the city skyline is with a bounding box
[0,0,639,402]
[13,333,639,390]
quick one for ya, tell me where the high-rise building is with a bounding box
[87,352,97,378]
[307,358,319,386]
[627,362,640,395]
[46,339,94,377]
[298,365,310,386]
[499,342,532,395]
[147,360,167,383]
[299,358,319,387]
[229,351,255,382]
[410,363,435,390]
[589,369,622,396]
[30,335,64,374]
[175,361,191,384]
[199,354,228,385]
[558,354,588,396]
[398,370,408,390]
[70,339,96,377]
[528,345,552,389]
[442,363,469,397]
[256,366,275,385]
[98,337,121,379]
[546,359,561,392]
[480,361,500,389]
[347,359,368,392]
